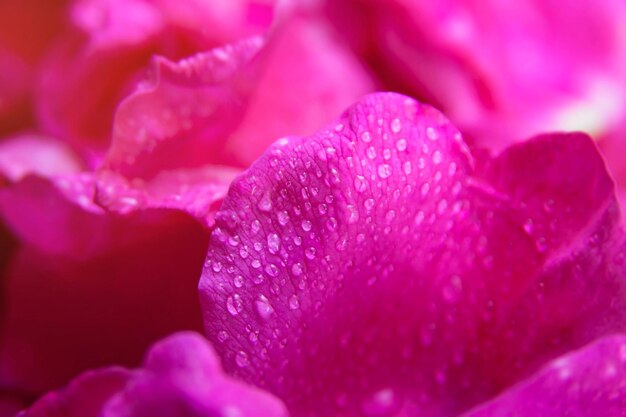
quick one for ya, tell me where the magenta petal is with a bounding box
[17,368,132,417]
[102,332,289,417]
[19,332,288,417]
[199,93,626,416]
[462,335,626,416]
[105,38,264,178]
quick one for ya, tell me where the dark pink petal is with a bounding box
[199,93,626,416]
[17,368,132,417]
[461,335,626,416]
[102,332,289,417]
[19,332,289,417]
[104,38,264,179]
[0,211,207,393]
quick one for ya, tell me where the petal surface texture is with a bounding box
[199,93,626,416]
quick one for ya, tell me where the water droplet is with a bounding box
[212,262,222,273]
[277,211,289,226]
[255,295,274,319]
[367,146,377,160]
[383,148,392,160]
[347,205,359,223]
[391,118,402,133]
[233,275,244,288]
[289,295,300,310]
[432,150,442,165]
[326,217,338,231]
[420,182,430,197]
[305,247,316,260]
[291,262,303,276]
[301,220,312,232]
[217,330,229,342]
[335,123,344,132]
[226,294,243,316]
[378,164,392,179]
[267,233,281,254]
[364,198,375,211]
[265,263,279,277]
[403,161,412,174]
[258,193,272,212]
[235,351,249,368]
[251,259,261,269]
[318,203,328,215]
[293,235,302,246]
[385,210,396,222]
[396,138,407,152]
[251,220,261,234]
[354,175,367,192]
[362,389,402,416]
[361,131,372,143]
[426,127,438,141]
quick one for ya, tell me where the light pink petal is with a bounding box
[16,368,132,417]
[461,335,626,417]
[0,133,83,182]
[19,333,289,417]
[36,0,275,150]
[222,13,376,167]
[102,332,289,417]
[104,38,264,178]
[96,166,240,227]
[199,93,626,416]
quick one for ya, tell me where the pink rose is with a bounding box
[18,93,626,416]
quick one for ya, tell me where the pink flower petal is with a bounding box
[222,13,376,167]
[36,0,275,150]
[96,166,240,227]
[104,37,264,179]
[199,93,626,416]
[17,368,132,417]
[19,332,289,417]
[102,332,289,417]
[461,335,626,416]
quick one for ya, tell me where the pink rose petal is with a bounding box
[19,332,289,417]
[17,368,132,417]
[104,37,264,179]
[461,335,626,417]
[199,93,626,416]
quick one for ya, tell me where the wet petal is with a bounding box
[462,335,626,417]
[199,93,626,416]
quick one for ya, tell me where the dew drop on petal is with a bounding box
[391,118,402,133]
[235,351,250,368]
[267,233,281,254]
[301,220,312,231]
[289,294,300,310]
[255,294,274,319]
[378,164,392,178]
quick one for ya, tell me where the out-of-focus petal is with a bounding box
[104,38,264,178]
[18,332,289,417]
[461,335,626,416]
